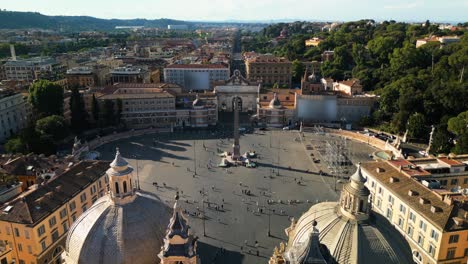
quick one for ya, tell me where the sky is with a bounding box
[2,0,467,22]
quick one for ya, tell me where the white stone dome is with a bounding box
[284,202,412,264]
[63,191,171,264]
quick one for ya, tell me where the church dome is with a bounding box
[283,202,412,264]
[62,149,172,264]
[63,191,171,264]
[269,93,282,109]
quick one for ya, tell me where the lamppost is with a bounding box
[202,198,206,237]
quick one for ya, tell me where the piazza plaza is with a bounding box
[95,127,376,263]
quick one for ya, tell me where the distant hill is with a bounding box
[0,10,191,31]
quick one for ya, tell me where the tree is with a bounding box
[4,137,26,153]
[448,111,468,136]
[69,88,88,132]
[35,115,68,141]
[103,100,115,126]
[28,80,64,117]
[452,133,468,155]
[407,113,427,139]
[91,93,100,125]
[291,60,305,84]
[116,98,123,125]
[430,125,452,154]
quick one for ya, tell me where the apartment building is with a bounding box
[65,67,96,88]
[97,85,217,129]
[361,160,468,264]
[163,64,230,91]
[110,65,150,84]
[0,90,30,142]
[3,58,56,84]
[0,161,110,264]
[245,53,292,87]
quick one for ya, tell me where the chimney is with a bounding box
[10,44,16,61]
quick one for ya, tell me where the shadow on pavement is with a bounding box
[197,241,244,264]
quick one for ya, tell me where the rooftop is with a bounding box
[361,161,466,231]
[165,64,228,69]
[0,161,109,225]
[66,67,93,75]
[100,91,174,100]
[4,57,55,67]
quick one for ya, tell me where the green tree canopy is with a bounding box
[29,80,64,117]
[448,111,468,136]
[35,115,68,141]
[69,88,88,132]
[407,113,427,139]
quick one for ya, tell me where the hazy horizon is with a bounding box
[2,0,467,23]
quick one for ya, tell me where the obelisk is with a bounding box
[232,97,241,160]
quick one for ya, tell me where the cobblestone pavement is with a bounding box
[96,129,376,263]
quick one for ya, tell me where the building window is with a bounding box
[62,221,68,232]
[37,225,45,237]
[386,208,393,219]
[25,230,30,239]
[71,214,77,222]
[450,179,458,185]
[448,234,459,244]
[40,240,47,251]
[419,220,427,232]
[51,229,59,242]
[69,201,76,212]
[18,243,22,252]
[430,229,439,242]
[49,216,57,228]
[464,248,468,257]
[398,217,404,228]
[407,225,413,237]
[27,245,32,254]
[388,195,394,204]
[409,211,416,222]
[82,204,87,212]
[14,228,20,237]
[446,247,456,259]
[378,187,382,195]
[60,208,67,219]
[428,244,436,257]
[417,234,424,246]
[399,204,406,214]
[80,193,87,203]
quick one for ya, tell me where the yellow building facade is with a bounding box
[361,161,468,264]
[0,161,109,264]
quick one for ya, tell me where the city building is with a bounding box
[0,153,69,192]
[257,91,296,127]
[66,67,96,88]
[361,160,468,264]
[301,66,324,94]
[3,57,56,84]
[305,37,322,47]
[0,161,110,264]
[333,79,363,96]
[245,53,292,87]
[62,150,173,263]
[321,51,334,62]
[214,70,260,112]
[270,164,413,264]
[97,84,217,129]
[163,64,230,91]
[0,90,30,142]
[110,65,150,84]
[416,36,461,48]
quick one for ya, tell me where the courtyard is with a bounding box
[96,128,376,263]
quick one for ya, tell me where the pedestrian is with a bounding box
[221,204,224,209]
